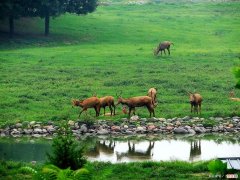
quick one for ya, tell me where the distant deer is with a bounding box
[154,41,174,56]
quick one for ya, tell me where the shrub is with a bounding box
[208,159,227,178]
[46,123,86,170]
[73,168,92,180]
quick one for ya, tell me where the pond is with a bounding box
[0,134,240,163]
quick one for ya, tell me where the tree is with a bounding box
[34,0,98,36]
[0,0,26,37]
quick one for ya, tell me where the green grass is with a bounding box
[0,160,210,180]
[0,0,240,124]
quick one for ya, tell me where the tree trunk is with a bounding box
[45,11,49,36]
[9,15,14,38]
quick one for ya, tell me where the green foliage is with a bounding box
[202,119,217,128]
[73,168,92,180]
[46,123,86,170]
[208,159,227,177]
[233,67,240,89]
[19,166,45,180]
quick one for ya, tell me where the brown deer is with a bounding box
[72,97,101,117]
[147,87,158,106]
[188,92,202,114]
[154,41,173,56]
[116,93,155,117]
[99,96,116,116]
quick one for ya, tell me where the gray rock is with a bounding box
[15,123,22,128]
[188,129,196,134]
[130,115,139,121]
[33,128,42,134]
[125,130,134,135]
[194,127,206,133]
[1,133,6,137]
[32,134,42,138]
[123,125,128,129]
[23,129,33,134]
[97,129,109,135]
[80,124,88,133]
[215,117,223,121]
[29,121,36,126]
[173,127,188,134]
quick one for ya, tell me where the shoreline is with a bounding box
[0,116,239,138]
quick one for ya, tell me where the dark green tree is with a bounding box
[0,0,28,37]
[33,0,98,36]
[47,123,87,170]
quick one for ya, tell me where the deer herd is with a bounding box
[72,87,203,118]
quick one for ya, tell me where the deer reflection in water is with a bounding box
[116,141,155,161]
[189,140,201,162]
[86,140,115,157]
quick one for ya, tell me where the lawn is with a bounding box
[0,0,239,125]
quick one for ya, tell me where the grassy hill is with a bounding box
[0,0,239,124]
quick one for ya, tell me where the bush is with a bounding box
[47,123,86,170]
[74,168,92,180]
[208,159,227,178]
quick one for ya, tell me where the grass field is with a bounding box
[0,0,239,124]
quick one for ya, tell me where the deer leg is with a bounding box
[160,50,163,55]
[79,108,86,117]
[94,106,98,117]
[109,105,113,116]
[128,107,132,117]
[104,107,106,116]
[167,48,170,55]
[199,104,201,115]
[113,104,116,115]
[191,104,193,113]
[163,49,166,55]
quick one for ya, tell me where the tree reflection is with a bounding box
[189,140,201,162]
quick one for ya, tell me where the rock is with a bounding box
[15,123,22,128]
[121,118,129,122]
[158,118,166,122]
[184,125,192,130]
[1,133,6,137]
[97,129,109,135]
[215,117,223,121]
[225,127,234,132]
[130,115,139,121]
[32,134,42,138]
[80,124,88,133]
[11,129,20,135]
[23,129,32,134]
[173,127,188,134]
[123,125,128,129]
[148,117,158,122]
[166,126,174,131]
[68,120,75,126]
[140,118,147,121]
[147,125,156,131]
[74,123,79,129]
[228,124,234,128]
[111,126,121,132]
[194,127,206,133]
[29,121,36,126]
[125,130,134,135]
[42,129,48,134]
[175,121,181,126]
[33,128,42,134]
[188,129,196,134]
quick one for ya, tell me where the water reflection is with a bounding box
[189,140,201,162]
[116,141,155,161]
[0,135,240,163]
[86,137,240,163]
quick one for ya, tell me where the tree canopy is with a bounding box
[0,0,98,37]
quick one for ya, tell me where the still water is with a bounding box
[0,134,240,163]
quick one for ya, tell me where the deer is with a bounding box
[99,96,116,116]
[72,97,101,117]
[188,92,202,114]
[116,92,155,118]
[154,41,173,56]
[147,87,158,106]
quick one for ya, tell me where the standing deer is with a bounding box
[188,92,202,114]
[72,97,101,117]
[147,87,158,106]
[154,41,173,56]
[116,92,155,118]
